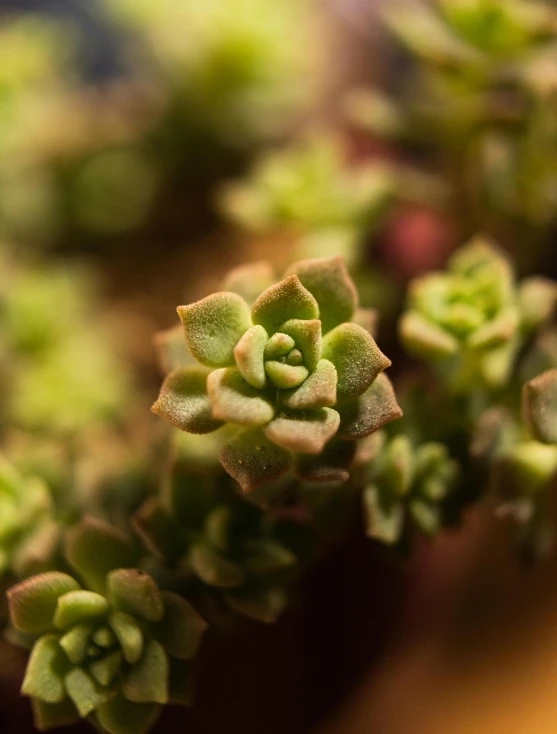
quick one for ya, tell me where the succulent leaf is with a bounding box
[281,359,337,410]
[108,569,164,623]
[251,274,319,334]
[286,256,357,333]
[234,324,268,388]
[22,635,70,703]
[152,592,208,660]
[219,428,292,491]
[263,408,340,454]
[8,572,80,635]
[123,639,169,704]
[54,591,109,630]
[152,368,223,434]
[178,292,252,368]
[522,369,557,444]
[96,695,161,734]
[207,367,275,425]
[336,373,403,440]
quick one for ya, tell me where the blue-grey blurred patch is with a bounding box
[0,0,127,82]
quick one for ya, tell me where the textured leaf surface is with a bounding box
[207,367,275,425]
[280,318,322,371]
[265,361,308,389]
[220,427,292,491]
[152,368,223,434]
[281,359,337,409]
[234,325,268,388]
[323,323,390,402]
[32,697,80,731]
[337,373,403,439]
[286,256,357,333]
[264,408,340,454]
[251,275,318,334]
[178,292,252,367]
[59,623,94,665]
[9,572,80,635]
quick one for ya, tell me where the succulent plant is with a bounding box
[7,516,207,734]
[400,237,557,389]
[0,457,59,579]
[135,444,313,623]
[362,433,459,544]
[153,256,402,491]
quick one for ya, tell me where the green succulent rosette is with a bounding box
[400,237,557,389]
[0,456,60,579]
[362,433,459,545]
[135,449,313,623]
[7,516,208,734]
[153,256,402,491]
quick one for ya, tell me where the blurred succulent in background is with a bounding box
[349,0,557,245]
[7,518,207,734]
[136,444,313,623]
[0,254,133,435]
[362,432,459,545]
[107,0,320,147]
[219,133,395,268]
[400,237,557,390]
[0,458,60,579]
[153,256,402,490]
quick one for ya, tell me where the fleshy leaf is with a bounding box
[323,323,390,402]
[220,427,293,491]
[153,324,194,374]
[234,325,268,388]
[286,256,357,333]
[54,591,109,630]
[152,592,208,660]
[65,518,137,594]
[337,373,403,439]
[189,542,245,588]
[65,667,111,718]
[178,292,252,367]
[32,697,80,731]
[294,437,356,483]
[90,650,123,688]
[60,624,94,665]
[8,572,80,635]
[264,332,295,359]
[363,486,404,544]
[251,274,319,334]
[207,367,275,425]
[222,261,276,306]
[519,277,557,332]
[96,696,161,734]
[265,361,308,389]
[22,635,70,703]
[152,367,223,434]
[522,369,557,444]
[467,308,518,349]
[123,639,169,704]
[280,319,322,372]
[399,311,458,359]
[108,570,164,623]
[109,611,144,665]
[281,359,337,409]
[264,408,340,454]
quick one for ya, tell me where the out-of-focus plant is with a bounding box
[400,236,557,391]
[348,0,557,250]
[0,254,132,435]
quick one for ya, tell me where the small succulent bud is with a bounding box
[400,237,554,389]
[363,434,459,544]
[153,256,402,491]
[7,517,208,734]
